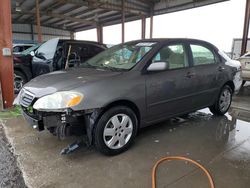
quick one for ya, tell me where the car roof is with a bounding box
[13,44,35,46]
[125,38,219,50]
[58,39,106,47]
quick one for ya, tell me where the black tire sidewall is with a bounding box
[14,71,27,83]
[14,71,27,93]
[94,106,138,155]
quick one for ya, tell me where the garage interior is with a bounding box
[0,0,250,188]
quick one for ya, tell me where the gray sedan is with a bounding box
[15,39,237,155]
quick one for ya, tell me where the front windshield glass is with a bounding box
[36,38,59,60]
[82,42,156,70]
[20,44,40,56]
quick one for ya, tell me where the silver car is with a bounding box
[15,39,237,155]
[237,51,250,86]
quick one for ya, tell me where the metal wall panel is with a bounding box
[12,23,71,43]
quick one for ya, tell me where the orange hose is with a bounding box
[152,156,215,188]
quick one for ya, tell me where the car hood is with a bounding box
[22,68,122,98]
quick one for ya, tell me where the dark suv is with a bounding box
[14,38,107,93]
[16,39,237,155]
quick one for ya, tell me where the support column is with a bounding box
[241,0,250,55]
[121,0,125,43]
[141,16,146,39]
[150,14,153,39]
[36,0,42,43]
[96,24,103,43]
[0,0,14,109]
[70,31,75,40]
[30,24,34,41]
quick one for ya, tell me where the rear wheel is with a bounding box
[94,106,138,155]
[14,71,27,94]
[209,85,232,116]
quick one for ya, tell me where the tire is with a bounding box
[209,85,232,116]
[14,70,27,94]
[94,106,138,155]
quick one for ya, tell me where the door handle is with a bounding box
[218,66,225,72]
[186,72,195,78]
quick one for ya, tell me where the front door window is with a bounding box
[152,44,189,69]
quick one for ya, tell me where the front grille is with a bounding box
[20,89,35,107]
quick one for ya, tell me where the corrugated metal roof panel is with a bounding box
[11,0,229,32]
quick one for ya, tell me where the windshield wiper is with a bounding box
[80,62,96,68]
[101,66,125,72]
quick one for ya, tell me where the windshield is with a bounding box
[35,38,59,60]
[20,44,40,56]
[82,42,156,70]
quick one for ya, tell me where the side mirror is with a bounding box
[147,62,169,72]
[30,51,35,56]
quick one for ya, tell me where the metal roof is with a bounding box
[12,0,229,32]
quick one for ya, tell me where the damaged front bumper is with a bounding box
[20,105,101,145]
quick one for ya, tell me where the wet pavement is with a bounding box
[1,84,250,188]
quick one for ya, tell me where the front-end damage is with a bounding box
[19,101,103,154]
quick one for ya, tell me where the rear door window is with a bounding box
[190,44,216,66]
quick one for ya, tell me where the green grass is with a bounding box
[0,106,22,120]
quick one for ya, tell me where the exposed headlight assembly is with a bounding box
[33,91,83,111]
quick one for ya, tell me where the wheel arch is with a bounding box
[102,100,141,126]
[86,99,141,146]
[223,80,235,93]
[14,67,28,81]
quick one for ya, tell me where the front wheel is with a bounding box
[209,85,232,116]
[94,106,138,155]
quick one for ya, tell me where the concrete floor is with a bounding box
[2,84,250,188]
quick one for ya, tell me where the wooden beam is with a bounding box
[141,16,146,39]
[60,0,148,15]
[122,0,125,43]
[36,0,42,42]
[96,24,103,43]
[13,9,96,26]
[241,0,250,55]
[0,0,14,108]
[150,14,153,38]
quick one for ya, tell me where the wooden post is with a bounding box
[150,14,153,39]
[36,0,42,43]
[141,16,146,39]
[241,0,250,55]
[97,24,103,43]
[121,0,125,43]
[70,31,75,40]
[0,0,14,109]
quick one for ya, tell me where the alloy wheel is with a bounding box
[219,88,231,112]
[14,74,24,93]
[103,114,133,149]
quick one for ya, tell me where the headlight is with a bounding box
[33,91,83,111]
